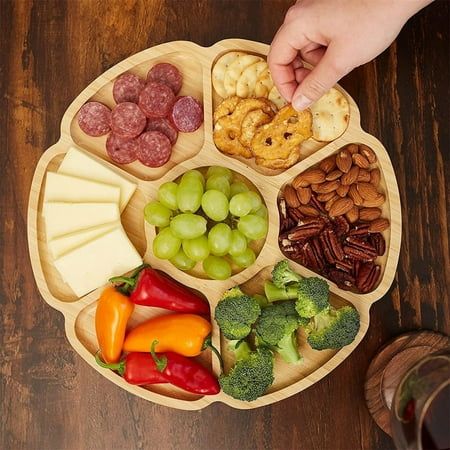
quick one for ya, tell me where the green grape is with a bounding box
[229,192,252,217]
[144,201,172,227]
[182,235,209,262]
[206,175,231,198]
[253,204,268,219]
[170,248,196,271]
[208,223,231,256]
[237,214,268,240]
[153,228,181,260]
[176,178,203,213]
[229,229,247,256]
[206,166,233,182]
[170,213,207,239]
[245,191,262,212]
[181,169,205,187]
[158,181,178,210]
[230,181,249,197]
[203,256,231,280]
[201,190,229,222]
[231,247,256,268]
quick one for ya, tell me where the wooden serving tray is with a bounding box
[27,39,401,410]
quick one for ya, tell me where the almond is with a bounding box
[357,182,380,200]
[312,180,340,194]
[346,143,359,154]
[319,155,336,174]
[349,184,364,206]
[325,169,343,181]
[352,153,370,169]
[336,184,350,197]
[316,192,336,202]
[368,218,390,232]
[359,144,377,164]
[336,149,352,173]
[292,168,326,188]
[284,185,300,208]
[370,168,381,187]
[325,194,339,211]
[298,205,320,217]
[360,207,382,221]
[345,206,359,223]
[341,165,360,185]
[357,169,371,182]
[329,197,354,217]
[296,186,312,205]
[362,194,385,207]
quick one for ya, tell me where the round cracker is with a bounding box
[236,60,268,98]
[224,54,263,97]
[310,87,350,142]
[268,85,288,109]
[254,69,273,98]
[213,52,245,99]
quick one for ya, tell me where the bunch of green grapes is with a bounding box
[144,166,268,280]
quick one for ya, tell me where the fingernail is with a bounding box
[292,95,312,111]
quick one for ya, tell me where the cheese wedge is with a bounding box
[44,172,120,205]
[58,147,136,211]
[53,227,142,297]
[43,202,120,240]
[47,222,120,259]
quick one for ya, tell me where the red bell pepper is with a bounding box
[110,265,210,315]
[95,342,220,395]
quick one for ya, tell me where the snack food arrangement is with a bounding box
[28,40,401,409]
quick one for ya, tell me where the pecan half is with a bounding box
[356,262,381,293]
[328,269,355,290]
[369,233,386,256]
[288,220,324,241]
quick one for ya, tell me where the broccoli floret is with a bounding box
[295,277,329,318]
[272,260,302,288]
[220,342,274,401]
[305,306,360,350]
[255,301,303,364]
[215,287,261,340]
[264,281,298,302]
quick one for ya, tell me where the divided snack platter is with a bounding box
[27,39,401,410]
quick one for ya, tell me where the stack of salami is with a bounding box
[77,63,203,168]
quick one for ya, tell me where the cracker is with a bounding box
[268,85,288,109]
[253,69,273,98]
[224,54,263,97]
[213,96,241,124]
[213,52,245,99]
[236,61,268,98]
[310,87,350,142]
[239,109,273,147]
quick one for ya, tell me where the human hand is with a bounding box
[268,0,432,110]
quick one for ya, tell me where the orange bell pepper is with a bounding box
[95,286,134,363]
[123,314,212,357]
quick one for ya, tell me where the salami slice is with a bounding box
[106,133,138,164]
[147,63,182,95]
[145,117,178,144]
[113,73,145,104]
[77,101,111,137]
[138,82,175,118]
[170,96,203,133]
[137,131,172,167]
[111,102,146,138]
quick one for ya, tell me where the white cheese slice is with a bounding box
[44,172,120,205]
[53,227,142,297]
[58,147,137,211]
[47,222,120,259]
[43,202,120,240]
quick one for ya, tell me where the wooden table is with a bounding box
[1,1,448,449]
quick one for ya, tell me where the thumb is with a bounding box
[292,45,352,110]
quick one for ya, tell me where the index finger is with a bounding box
[268,23,309,101]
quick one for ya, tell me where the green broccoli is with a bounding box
[295,277,329,318]
[215,286,261,340]
[219,341,274,401]
[264,281,298,302]
[271,260,302,288]
[255,300,303,364]
[305,306,360,350]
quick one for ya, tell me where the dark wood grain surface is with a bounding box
[1,1,448,449]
